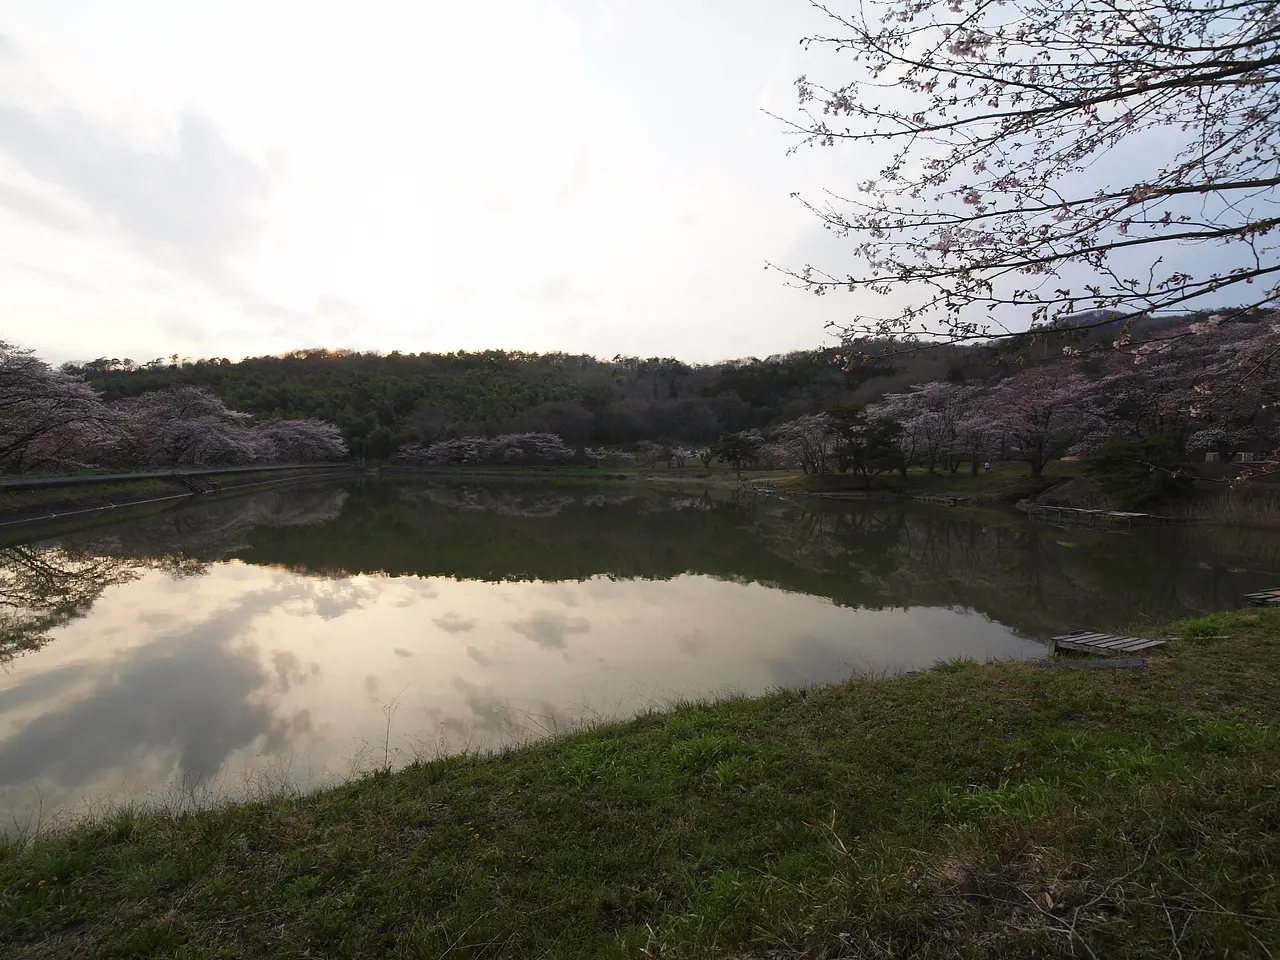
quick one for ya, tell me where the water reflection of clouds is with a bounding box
[281,577,380,621]
[2,563,1043,828]
[0,608,288,798]
[507,610,591,651]
[465,645,508,667]
[433,612,477,634]
[0,569,378,817]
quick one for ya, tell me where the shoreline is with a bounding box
[2,608,1277,957]
[0,466,361,537]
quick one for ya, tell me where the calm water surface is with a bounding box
[3,479,1277,827]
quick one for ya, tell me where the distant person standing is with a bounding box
[983,461,991,473]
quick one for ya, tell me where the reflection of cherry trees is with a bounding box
[396,484,579,519]
[0,546,146,664]
[0,485,351,663]
[749,499,1269,636]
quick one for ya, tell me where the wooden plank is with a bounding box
[1083,637,1128,648]
[1077,634,1118,643]
[1115,639,1165,652]
[1050,630,1090,641]
[1097,637,1145,649]
[1080,640,1131,655]
[1090,638,1138,651]
[1051,634,1162,657]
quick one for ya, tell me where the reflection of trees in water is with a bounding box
[5,479,1275,664]
[753,499,1278,635]
[78,486,350,564]
[396,483,578,518]
[395,482,643,519]
[0,485,351,664]
[0,546,146,664]
[354,483,1279,638]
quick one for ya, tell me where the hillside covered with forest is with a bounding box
[64,312,1185,458]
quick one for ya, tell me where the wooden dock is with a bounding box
[1016,501,1188,528]
[1243,588,1280,607]
[1050,631,1165,657]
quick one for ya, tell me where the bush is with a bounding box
[1083,435,1191,510]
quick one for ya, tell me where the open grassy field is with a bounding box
[2,609,1277,958]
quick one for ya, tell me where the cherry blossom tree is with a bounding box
[1179,319,1280,459]
[779,1,1280,352]
[772,413,837,474]
[251,419,349,462]
[866,382,974,473]
[952,390,999,475]
[1078,316,1280,460]
[982,366,1095,476]
[396,433,575,466]
[495,433,575,465]
[110,386,259,466]
[583,447,637,466]
[0,341,111,471]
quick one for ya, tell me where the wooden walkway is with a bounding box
[1051,631,1165,657]
[1243,588,1280,607]
[1016,501,1188,528]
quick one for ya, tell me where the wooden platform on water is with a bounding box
[1016,501,1188,528]
[1050,631,1165,657]
[1243,588,1280,607]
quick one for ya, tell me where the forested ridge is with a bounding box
[64,317,1167,457]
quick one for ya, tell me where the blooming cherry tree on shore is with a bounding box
[982,366,1094,477]
[252,419,348,462]
[0,341,111,471]
[397,433,575,466]
[110,387,258,466]
[772,414,836,474]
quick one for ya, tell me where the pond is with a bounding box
[2,478,1277,829]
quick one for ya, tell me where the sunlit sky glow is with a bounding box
[0,0,872,364]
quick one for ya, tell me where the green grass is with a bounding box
[0,467,354,516]
[792,460,1065,503]
[4,612,1280,957]
[0,479,177,513]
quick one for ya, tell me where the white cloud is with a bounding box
[0,0,857,363]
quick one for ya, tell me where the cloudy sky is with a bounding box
[0,0,867,364]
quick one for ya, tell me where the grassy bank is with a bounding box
[0,468,358,529]
[1180,489,1280,530]
[0,478,176,514]
[790,461,1071,504]
[4,612,1279,958]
